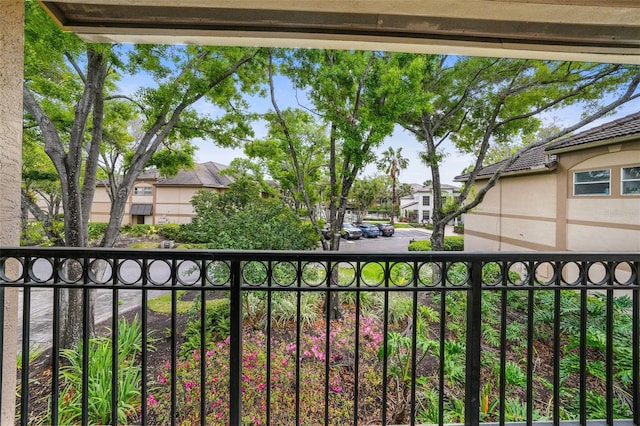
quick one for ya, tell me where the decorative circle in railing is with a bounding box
[272,261,298,287]
[28,257,54,283]
[417,262,442,287]
[87,258,113,285]
[301,262,327,287]
[446,262,469,287]
[205,260,230,286]
[613,261,636,286]
[533,261,557,286]
[176,259,201,286]
[587,261,610,286]
[360,262,385,287]
[507,262,529,286]
[144,259,170,286]
[242,261,268,286]
[331,262,356,287]
[57,258,84,284]
[560,261,583,286]
[389,262,414,287]
[0,257,24,283]
[481,261,503,286]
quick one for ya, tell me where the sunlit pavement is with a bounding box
[338,228,431,252]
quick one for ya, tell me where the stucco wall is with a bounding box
[464,140,640,253]
[0,0,23,421]
[563,146,640,251]
[464,173,557,251]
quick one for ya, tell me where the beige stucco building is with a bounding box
[460,112,640,253]
[91,162,233,226]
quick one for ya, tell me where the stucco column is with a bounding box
[0,0,23,422]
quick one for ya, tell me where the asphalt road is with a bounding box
[338,228,431,252]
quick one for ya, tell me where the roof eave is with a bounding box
[546,133,640,155]
[455,162,557,182]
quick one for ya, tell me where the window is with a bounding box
[134,186,152,196]
[574,169,610,196]
[422,195,430,206]
[622,166,640,195]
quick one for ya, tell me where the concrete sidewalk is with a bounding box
[17,287,169,353]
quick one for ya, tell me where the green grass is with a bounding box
[148,290,224,314]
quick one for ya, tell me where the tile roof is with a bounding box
[546,111,640,152]
[467,145,551,179]
[457,111,640,180]
[155,162,234,188]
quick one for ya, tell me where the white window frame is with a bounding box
[422,195,430,206]
[573,169,611,196]
[134,186,153,196]
[621,165,640,195]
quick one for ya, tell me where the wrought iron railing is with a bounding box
[0,247,638,425]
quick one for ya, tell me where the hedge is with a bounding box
[408,235,464,251]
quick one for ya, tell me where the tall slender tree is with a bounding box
[377,147,409,225]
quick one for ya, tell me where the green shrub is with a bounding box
[120,224,152,237]
[408,236,464,251]
[408,240,432,251]
[158,223,181,240]
[453,224,464,234]
[443,236,464,251]
[88,222,108,240]
[181,298,230,356]
[49,316,153,425]
[20,222,46,246]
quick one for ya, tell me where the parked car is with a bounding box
[375,223,395,236]
[341,222,362,239]
[357,223,380,238]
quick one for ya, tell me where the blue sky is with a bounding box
[117,49,640,187]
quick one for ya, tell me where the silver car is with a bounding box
[341,222,362,239]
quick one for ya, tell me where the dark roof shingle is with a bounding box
[457,145,552,180]
[456,111,640,181]
[546,111,640,152]
[155,162,233,188]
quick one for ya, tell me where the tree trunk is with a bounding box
[390,177,396,225]
[430,221,446,252]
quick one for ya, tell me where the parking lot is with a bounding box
[338,228,431,252]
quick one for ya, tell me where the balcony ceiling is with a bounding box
[39,0,640,64]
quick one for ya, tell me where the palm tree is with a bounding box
[377,147,409,225]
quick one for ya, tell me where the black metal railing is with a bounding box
[0,247,638,425]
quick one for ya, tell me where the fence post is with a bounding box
[229,259,243,425]
[465,260,482,425]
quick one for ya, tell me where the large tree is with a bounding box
[397,55,640,250]
[268,49,410,251]
[22,0,264,348]
[253,49,411,318]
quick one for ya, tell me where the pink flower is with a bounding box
[148,394,159,406]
